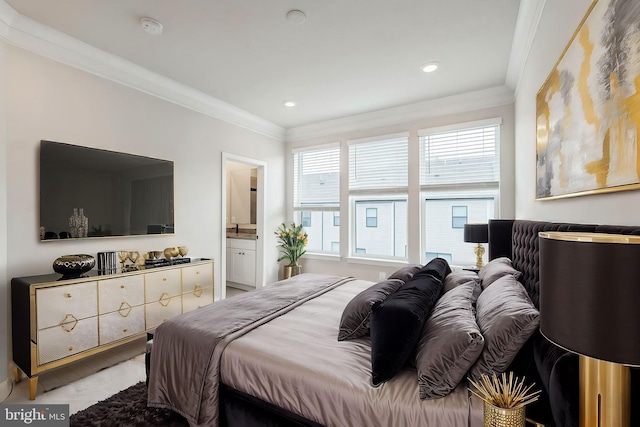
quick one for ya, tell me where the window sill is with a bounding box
[346,257,408,268]
[303,253,342,262]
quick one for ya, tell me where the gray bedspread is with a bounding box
[147,273,354,426]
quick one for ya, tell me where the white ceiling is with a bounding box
[4,0,524,130]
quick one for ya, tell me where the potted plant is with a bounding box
[275,222,308,279]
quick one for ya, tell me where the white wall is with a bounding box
[515,0,640,224]
[0,39,9,398]
[3,45,285,373]
[286,104,515,281]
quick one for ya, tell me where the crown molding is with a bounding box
[0,2,285,141]
[285,85,514,142]
[505,0,547,95]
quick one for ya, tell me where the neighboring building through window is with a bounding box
[425,252,453,264]
[301,211,312,227]
[333,212,340,226]
[365,208,378,227]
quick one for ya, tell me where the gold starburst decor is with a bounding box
[468,372,541,427]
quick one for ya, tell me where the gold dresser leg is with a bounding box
[28,376,38,400]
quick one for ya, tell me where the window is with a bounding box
[333,212,340,226]
[451,206,467,229]
[349,134,408,260]
[293,145,340,254]
[425,252,453,264]
[366,208,377,227]
[420,119,500,266]
[301,211,311,227]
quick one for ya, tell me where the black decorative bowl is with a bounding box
[53,254,95,279]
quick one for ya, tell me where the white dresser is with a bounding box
[11,258,214,399]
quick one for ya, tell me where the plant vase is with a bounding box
[283,263,302,279]
[483,401,525,427]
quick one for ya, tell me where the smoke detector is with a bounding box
[141,17,163,35]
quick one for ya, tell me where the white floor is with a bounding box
[1,286,248,414]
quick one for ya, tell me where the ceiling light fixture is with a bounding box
[284,100,297,107]
[421,62,439,73]
[141,17,163,35]
[286,10,306,25]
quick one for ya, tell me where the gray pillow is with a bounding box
[478,257,522,289]
[469,275,539,382]
[415,281,485,399]
[388,264,422,282]
[443,270,482,303]
[337,279,404,341]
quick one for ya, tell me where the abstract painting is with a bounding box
[536,0,640,199]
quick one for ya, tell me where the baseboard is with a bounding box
[0,377,11,402]
[227,282,254,292]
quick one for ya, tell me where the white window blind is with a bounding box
[349,137,408,191]
[293,145,340,207]
[420,125,499,187]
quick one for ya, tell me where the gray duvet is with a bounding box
[148,273,482,427]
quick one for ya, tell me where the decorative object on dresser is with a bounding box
[540,232,640,427]
[163,247,179,259]
[10,259,214,400]
[97,251,117,274]
[464,223,489,269]
[274,222,307,279]
[535,0,640,200]
[52,254,95,279]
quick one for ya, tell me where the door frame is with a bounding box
[221,152,266,299]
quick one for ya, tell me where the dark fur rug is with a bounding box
[70,381,188,427]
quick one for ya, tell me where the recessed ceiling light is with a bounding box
[141,17,163,35]
[286,10,306,25]
[284,100,297,107]
[421,62,439,73]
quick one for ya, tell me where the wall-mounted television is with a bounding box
[40,140,174,241]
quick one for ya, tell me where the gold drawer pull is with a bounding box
[120,285,125,289]
[162,318,167,322]
[193,284,203,298]
[68,346,73,351]
[65,293,72,298]
[196,271,200,275]
[60,314,78,332]
[159,292,170,307]
[118,301,132,317]
[162,278,167,281]
[123,329,128,333]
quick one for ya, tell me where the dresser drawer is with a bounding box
[37,317,98,365]
[182,286,213,313]
[145,268,181,302]
[36,281,98,330]
[98,275,145,315]
[99,306,145,345]
[145,296,182,330]
[182,264,213,293]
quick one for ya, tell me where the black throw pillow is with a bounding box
[370,258,449,385]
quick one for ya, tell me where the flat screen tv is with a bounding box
[40,140,174,240]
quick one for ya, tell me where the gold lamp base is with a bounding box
[474,243,486,269]
[580,355,630,427]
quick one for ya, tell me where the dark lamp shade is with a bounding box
[463,223,488,244]
[539,232,640,366]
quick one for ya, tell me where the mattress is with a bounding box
[220,278,484,427]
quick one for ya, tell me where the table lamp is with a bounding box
[463,223,488,269]
[539,232,640,427]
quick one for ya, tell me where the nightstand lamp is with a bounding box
[463,223,488,269]
[540,232,640,427]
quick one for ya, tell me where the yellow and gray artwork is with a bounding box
[536,0,640,199]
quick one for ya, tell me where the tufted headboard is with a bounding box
[488,219,640,308]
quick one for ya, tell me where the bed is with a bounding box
[147,219,640,427]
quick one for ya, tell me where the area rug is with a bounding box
[70,381,187,427]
